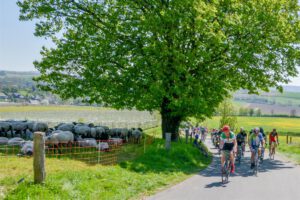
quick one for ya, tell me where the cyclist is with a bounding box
[236,128,246,158]
[238,127,247,155]
[259,127,266,159]
[249,127,265,169]
[269,128,279,157]
[220,125,237,173]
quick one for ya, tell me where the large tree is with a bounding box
[18,0,300,140]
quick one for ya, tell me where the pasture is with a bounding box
[0,127,211,200]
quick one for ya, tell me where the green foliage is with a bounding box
[249,108,254,116]
[18,0,300,137]
[218,99,237,130]
[239,107,249,116]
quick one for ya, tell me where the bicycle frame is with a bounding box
[221,151,232,183]
[253,147,260,176]
[236,145,242,164]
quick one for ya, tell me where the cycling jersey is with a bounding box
[269,132,278,142]
[236,133,245,146]
[249,133,264,149]
[221,132,235,151]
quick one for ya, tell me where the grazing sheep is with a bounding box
[56,123,74,132]
[98,142,109,151]
[110,138,123,145]
[0,121,11,137]
[0,137,9,145]
[78,138,97,148]
[74,124,91,138]
[33,122,48,132]
[131,128,143,144]
[46,130,74,146]
[10,121,28,138]
[20,141,33,156]
[25,129,33,140]
[8,137,25,146]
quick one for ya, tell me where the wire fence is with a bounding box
[0,135,156,165]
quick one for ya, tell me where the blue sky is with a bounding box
[1,0,300,86]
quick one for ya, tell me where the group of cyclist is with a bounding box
[211,125,279,173]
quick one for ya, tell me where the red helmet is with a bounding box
[222,125,230,132]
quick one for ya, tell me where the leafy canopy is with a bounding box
[18,0,300,121]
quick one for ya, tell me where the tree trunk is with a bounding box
[161,98,182,141]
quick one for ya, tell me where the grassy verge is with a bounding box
[277,136,300,164]
[0,128,211,200]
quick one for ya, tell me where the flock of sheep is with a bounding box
[0,120,144,156]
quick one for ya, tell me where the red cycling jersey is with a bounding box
[269,132,278,142]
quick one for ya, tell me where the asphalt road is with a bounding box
[148,138,300,200]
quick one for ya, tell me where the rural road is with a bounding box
[148,138,300,200]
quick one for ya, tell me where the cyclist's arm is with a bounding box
[233,138,237,152]
[261,137,265,148]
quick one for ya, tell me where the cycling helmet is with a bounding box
[222,125,230,132]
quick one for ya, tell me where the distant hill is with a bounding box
[1,70,300,115]
[233,87,300,116]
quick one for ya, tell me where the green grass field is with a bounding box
[0,127,211,200]
[200,116,300,135]
[277,136,300,164]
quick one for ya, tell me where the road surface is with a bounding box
[148,139,300,200]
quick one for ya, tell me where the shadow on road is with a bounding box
[200,147,294,188]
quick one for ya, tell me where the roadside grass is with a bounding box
[0,127,211,200]
[277,136,300,164]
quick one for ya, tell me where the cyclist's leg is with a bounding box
[221,150,225,168]
[250,148,255,168]
[230,150,235,172]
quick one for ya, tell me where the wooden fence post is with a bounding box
[286,134,289,144]
[33,132,46,184]
[290,137,292,144]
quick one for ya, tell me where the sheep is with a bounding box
[46,130,74,146]
[74,124,91,138]
[10,121,28,138]
[110,138,123,145]
[0,137,9,145]
[20,141,33,156]
[33,122,48,132]
[131,128,143,144]
[8,137,25,146]
[77,137,97,148]
[98,142,109,151]
[0,121,11,137]
[56,123,74,132]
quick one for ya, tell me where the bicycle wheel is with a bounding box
[222,160,230,183]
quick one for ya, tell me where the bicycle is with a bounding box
[259,147,265,163]
[236,145,242,164]
[221,150,232,183]
[269,142,277,160]
[252,147,260,176]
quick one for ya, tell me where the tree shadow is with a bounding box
[119,138,212,175]
[201,148,295,188]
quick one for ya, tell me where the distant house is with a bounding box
[29,99,40,105]
[0,92,8,100]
